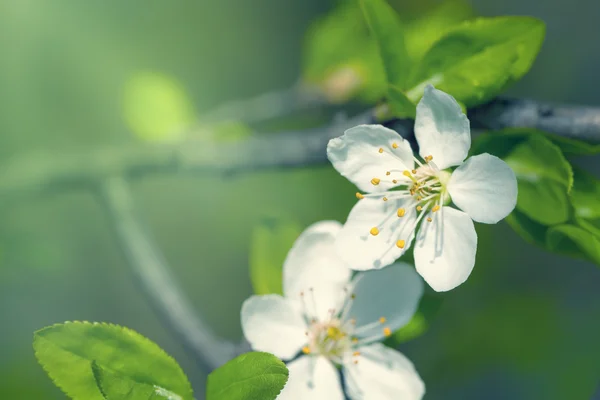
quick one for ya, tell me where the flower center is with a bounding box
[298,287,393,365]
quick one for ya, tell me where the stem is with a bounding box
[97,176,235,372]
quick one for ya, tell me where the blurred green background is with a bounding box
[1,0,599,399]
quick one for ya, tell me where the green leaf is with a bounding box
[570,166,600,220]
[206,352,288,400]
[407,16,545,106]
[92,362,182,400]
[123,71,195,142]
[471,128,600,158]
[33,322,193,400]
[403,0,474,62]
[505,209,548,248]
[249,216,302,295]
[547,225,600,266]
[504,135,573,225]
[302,2,386,102]
[387,85,416,118]
[360,0,411,89]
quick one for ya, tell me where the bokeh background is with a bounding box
[1,0,599,399]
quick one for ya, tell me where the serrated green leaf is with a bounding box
[547,225,600,266]
[92,362,182,400]
[387,86,416,118]
[249,216,302,295]
[504,135,573,225]
[206,352,288,400]
[407,16,545,106]
[33,322,193,400]
[360,0,411,90]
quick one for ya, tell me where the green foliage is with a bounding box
[407,16,545,106]
[504,135,573,225]
[206,352,288,400]
[360,0,410,90]
[33,322,193,400]
[123,71,195,142]
[249,216,302,295]
[474,129,600,267]
[92,362,182,400]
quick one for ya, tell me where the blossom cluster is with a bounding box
[241,86,518,399]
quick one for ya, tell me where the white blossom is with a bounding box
[327,85,518,291]
[241,221,425,400]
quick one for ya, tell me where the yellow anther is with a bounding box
[425,155,433,162]
[417,196,422,201]
[412,169,417,174]
[383,327,392,337]
[392,142,398,149]
[353,351,361,356]
[378,147,384,153]
[370,227,379,236]
[397,208,406,217]
[379,317,387,324]
[392,179,398,184]
[355,192,364,199]
[371,178,381,185]
[383,197,388,202]
[386,171,391,176]
[432,205,440,212]
[410,189,416,196]
[427,217,433,222]
[396,239,405,249]
[302,346,311,354]
[417,205,423,211]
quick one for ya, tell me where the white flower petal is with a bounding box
[336,196,418,271]
[414,207,477,292]
[283,221,352,321]
[447,153,518,224]
[241,295,307,360]
[414,85,470,169]
[344,343,425,400]
[346,263,423,341]
[327,124,415,193]
[278,356,344,400]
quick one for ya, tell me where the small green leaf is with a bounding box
[250,216,302,295]
[123,71,195,142]
[547,225,600,266]
[206,352,289,400]
[33,322,193,400]
[504,135,573,225]
[92,362,182,400]
[360,0,411,89]
[407,16,545,106]
[387,86,416,118]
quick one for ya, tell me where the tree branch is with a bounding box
[97,176,236,372]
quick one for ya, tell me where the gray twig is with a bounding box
[98,176,236,372]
